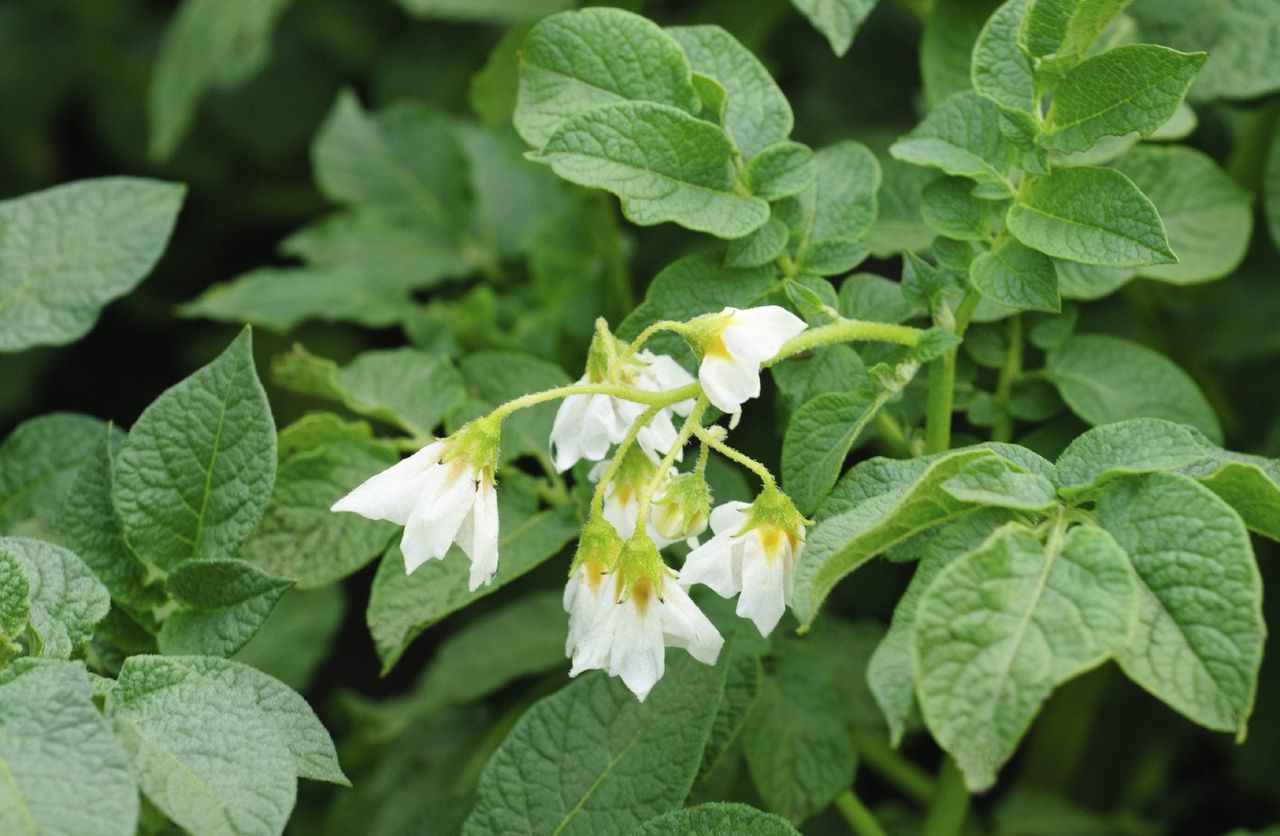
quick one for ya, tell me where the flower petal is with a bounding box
[709,501,752,535]
[679,534,740,597]
[737,547,789,636]
[399,467,474,574]
[330,441,444,524]
[458,481,500,591]
[660,580,724,666]
[607,600,665,701]
[725,306,808,362]
[698,354,761,414]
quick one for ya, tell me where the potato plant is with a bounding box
[2,0,1280,834]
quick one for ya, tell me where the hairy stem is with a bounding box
[635,398,709,522]
[692,423,777,491]
[489,381,700,422]
[590,404,664,518]
[924,290,980,455]
[992,314,1023,443]
[768,318,924,366]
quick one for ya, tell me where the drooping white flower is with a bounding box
[650,471,712,547]
[565,531,723,701]
[693,306,807,415]
[331,421,501,590]
[588,447,678,547]
[680,492,806,637]
[549,341,695,472]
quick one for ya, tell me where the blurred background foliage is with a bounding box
[3,0,1280,833]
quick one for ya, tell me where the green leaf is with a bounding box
[1053,418,1206,494]
[1,538,110,659]
[915,523,1138,791]
[970,238,1061,312]
[890,92,1018,192]
[272,345,465,439]
[1006,166,1174,266]
[313,92,469,228]
[0,412,108,533]
[941,456,1057,510]
[1096,473,1264,736]
[742,642,857,823]
[532,102,769,239]
[367,505,578,672]
[1184,449,1280,542]
[157,656,347,785]
[515,8,701,148]
[920,177,992,241]
[114,329,277,570]
[867,509,1017,744]
[462,651,730,836]
[148,0,293,160]
[471,25,529,130]
[455,351,573,464]
[793,448,997,627]
[1040,46,1206,154]
[158,559,293,657]
[179,265,418,333]
[790,0,879,56]
[696,627,765,785]
[283,211,470,287]
[726,216,791,268]
[1268,118,1280,251]
[1113,145,1252,284]
[1054,260,1134,300]
[632,804,800,836]
[0,178,184,352]
[395,0,572,23]
[0,660,138,835]
[240,433,397,588]
[1128,0,1280,102]
[971,0,1036,114]
[60,426,163,619]
[1021,0,1133,70]
[0,548,28,663]
[782,366,919,514]
[108,655,298,836]
[838,273,926,324]
[781,140,881,275]
[410,590,567,714]
[921,0,1003,107]
[744,142,817,200]
[232,586,345,692]
[772,345,867,412]
[667,26,794,161]
[1045,334,1221,441]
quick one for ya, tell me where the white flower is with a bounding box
[588,450,678,547]
[650,471,711,546]
[564,558,723,702]
[680,498,805,637]
[549,349,695,472]
[696,306,807,415]
[331,438,499,590]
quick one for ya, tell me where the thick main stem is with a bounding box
[769,318,923,366]
[923,290,980,455]
[992,314,1023,444]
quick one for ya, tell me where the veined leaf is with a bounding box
[790,0,879,56]
[1,538,109,660]
[890,92,1019,192]
[1053,418,1206,494]
[633,804,800,835]
[972,0,1036,114]
[969,238,1061,313]
[0,412,108,533]
[158,559,293,657]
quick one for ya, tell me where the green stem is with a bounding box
[924,290,980,455]
[590,404,664,518]
[920,757,970,836]
[1225,98,1280,190]
[692,424,778,490]
[625,320,689,357]
[636,398,709,522]
[874,410,913,458]
[768,318,924,367]
[992,314,1023,443]
[850,729,937,805]
[489,381,700,422]
[835,789,890,836]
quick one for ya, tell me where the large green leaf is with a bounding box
[781,141,880,275]
[148,0,294,160]
[1007,166,1174,266]
[108,655,298,836]
[232,586,345,692]
[1040,46,1205,153]
[532,102,769,239]
[1113,145,1252,284]
[1183,446,1280,542]
[632,804,800,836]
[158,559,293,657]
[0,660,138,836]
[1045,334,1221,442]
[462,651,731,836]
[969,238,1060,313]
[890,91,1018,193]
[914,523,1137,791]
[971,0,1035,114]
[1020,0,1131,69]
[0,179,184,352]
[1053,418,1206,494]
[1096,473,1264,736]
[793,448,997,627]
[514,8,700,148]
[454,351,573,464]
[114,329,277,570]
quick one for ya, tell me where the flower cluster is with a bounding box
[331,305,809,700]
